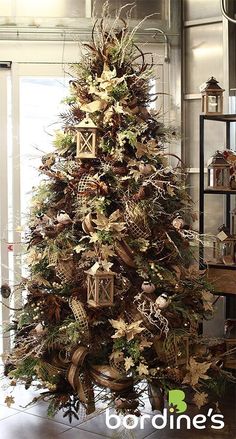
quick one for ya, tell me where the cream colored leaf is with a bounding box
[125,357,135,371]
[183,357,211,387]
[109,318,144,341]
[109,209,121,223]
[202,290,214,312]
[5,396,15,408]
[74,244,87,254]
[193,392,208,409]
[101,261,113,271]
[100,245,115,260]
[89,233,99,243]
[129,168,142,182]
[126,321,145,342]
[140,338,153,351]
[81,100,106,113]
[136,363,149,376]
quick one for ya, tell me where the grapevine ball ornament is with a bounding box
[141,281,156,293]
[1,284,11,299]
[155,293,170,310]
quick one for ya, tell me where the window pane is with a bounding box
[93,0,164,19]
[20,77,69,215]
[0,0,86,18]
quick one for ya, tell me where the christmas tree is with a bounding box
[5,10,232,421]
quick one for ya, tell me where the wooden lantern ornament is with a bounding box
[207,151,230,190]
[213,225,236,265]
[86,267,115,307]
[76,114,98,159]
[201,77,224,115]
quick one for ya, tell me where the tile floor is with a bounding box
[0,380,235,439]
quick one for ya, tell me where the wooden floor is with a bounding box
[0,380,235,439]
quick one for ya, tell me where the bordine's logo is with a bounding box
[105,388,225,431]
[168,389,187,414]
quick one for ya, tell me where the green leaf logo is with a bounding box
[168,390,187,414]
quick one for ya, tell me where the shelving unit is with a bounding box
[199,114,236,295]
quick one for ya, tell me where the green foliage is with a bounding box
[17,311,33,329]
[53,131,75,153]
[110,81,129,101]
[47,397,61,418]
[97,230,114,244]
[45,318,83,350]
[9,357,39,380]
[113,338,141,363]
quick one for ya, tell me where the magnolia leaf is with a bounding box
[81,100,106,113]
[193,392,208,409]
[124,357,135,371]
[183,357,211,387]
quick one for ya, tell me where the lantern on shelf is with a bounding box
[76,114,98,159]
[201,77,224,115]
[231,208,236,236]
[213,225,236,265]
[86,267,115,307]
[207,151,230,189]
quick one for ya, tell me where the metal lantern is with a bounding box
[76,114,98,158]
[86,268,115,307]
[213,225,236,265]
[207,151,230,189]
[201,77,224,115]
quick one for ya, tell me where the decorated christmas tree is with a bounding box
[5,9,232,421]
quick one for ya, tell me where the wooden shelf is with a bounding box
[204,189,236,194]
[206,262,236,270]
[201,114,236,122]
[207,266,236,295]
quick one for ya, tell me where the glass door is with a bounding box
[0,63,69,357]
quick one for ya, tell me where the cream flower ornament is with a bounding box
[109,318,145,341]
